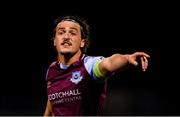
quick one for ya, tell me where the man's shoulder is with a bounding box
[48,61,58,68]
[84,55,104,63]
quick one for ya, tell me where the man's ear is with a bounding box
[53,38,56,46]
[80,39,85,48]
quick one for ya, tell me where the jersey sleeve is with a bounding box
[45,61,56,81]
[84,56,105,81]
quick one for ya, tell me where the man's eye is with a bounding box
[70,32,76,35]
[58,31,64,35]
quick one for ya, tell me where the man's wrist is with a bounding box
[125,54,130,64]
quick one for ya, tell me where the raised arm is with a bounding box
[99,52,150,77]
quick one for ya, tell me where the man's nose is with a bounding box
[64,33,70,38]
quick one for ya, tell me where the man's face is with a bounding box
[54,20,85,55]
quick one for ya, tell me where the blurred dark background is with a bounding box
[0,1,179,116]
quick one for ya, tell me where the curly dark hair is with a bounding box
[52,15,90,53]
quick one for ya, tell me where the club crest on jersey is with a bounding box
[70,71,83,84]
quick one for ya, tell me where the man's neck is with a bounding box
[58,50,82,65]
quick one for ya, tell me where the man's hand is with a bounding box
[128,52,150,72]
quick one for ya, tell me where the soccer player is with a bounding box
[44,15,150,116]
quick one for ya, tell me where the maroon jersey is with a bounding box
[46,55,107,116]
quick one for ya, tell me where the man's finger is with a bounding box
[135,52,150,58]
[141,56,148,71]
